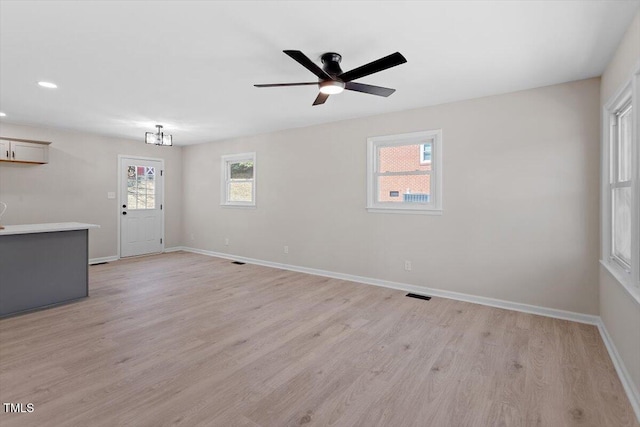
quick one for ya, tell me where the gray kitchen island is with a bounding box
[0,222,99,317]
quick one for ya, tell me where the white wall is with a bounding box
[0,123,183,259]
[599,10,640,399]
[183,77,601,315]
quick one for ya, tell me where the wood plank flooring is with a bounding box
[0,252,637,426]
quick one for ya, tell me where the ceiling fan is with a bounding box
[254,50,407,106]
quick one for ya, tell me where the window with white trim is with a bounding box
[221,152,256,207]
[602,75,639,298]
[611,100,633,269]
[367,130,442,214]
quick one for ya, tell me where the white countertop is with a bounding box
[0,222,100,236]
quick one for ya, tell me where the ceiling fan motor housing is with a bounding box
[321,52,343,77]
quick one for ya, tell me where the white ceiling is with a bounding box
[0,0,638,145]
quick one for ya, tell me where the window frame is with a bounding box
[367,130,443,215]
[221,152,256,208]
[611,99,633,270]
[601,66,640,303]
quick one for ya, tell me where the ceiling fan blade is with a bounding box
[254,82,318,87]
[313,92,329,106]
[284,50,332,80]
[339,52,407,82]
[345,82,396,97]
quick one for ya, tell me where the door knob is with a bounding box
[122,212,127,215]
[122,204,127,208]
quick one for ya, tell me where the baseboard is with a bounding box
[177,246,599,325]
[597,320,640,422]
[89,248,184,264]
[89,255,119,265]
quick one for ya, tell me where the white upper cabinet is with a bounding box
[0,140,9,161]
[0,138,50,164]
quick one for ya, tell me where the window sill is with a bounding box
[221,204,257,209]
[600,259,640,305]
[366,207,443,215]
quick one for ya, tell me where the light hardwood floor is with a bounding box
[0,252,637,427]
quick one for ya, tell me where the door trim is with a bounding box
[117,155,165,259]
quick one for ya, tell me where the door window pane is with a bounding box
[127,165,156,210]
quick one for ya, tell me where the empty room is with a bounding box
[1,1,639,426]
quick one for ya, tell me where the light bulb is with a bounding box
[319,80,345,95]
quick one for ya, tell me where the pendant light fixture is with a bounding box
[145,124,173,146]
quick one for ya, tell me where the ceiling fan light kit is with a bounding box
[254,50,407,106]
[319,80,345,95]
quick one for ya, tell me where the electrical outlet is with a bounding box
[224,238,229,246]
[284,246,289,254]
[404,260,412,271]
[107,192,116,199]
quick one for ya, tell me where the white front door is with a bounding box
[120,157,164,257]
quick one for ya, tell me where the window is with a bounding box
[602,74,639,300]
[611,100,633,268]
[127,165,156,209]
[367,130,442,214]
[221,152,256,207]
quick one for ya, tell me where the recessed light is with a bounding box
[0,112,6,117]
[38,81,58,89]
